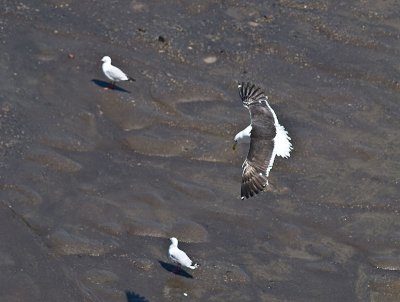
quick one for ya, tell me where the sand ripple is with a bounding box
[46,229,118,256]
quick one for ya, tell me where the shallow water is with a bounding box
[0,0,399,301]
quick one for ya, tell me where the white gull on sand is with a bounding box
[101,55,135,88]
[168,237,199,270]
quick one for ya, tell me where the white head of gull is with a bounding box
[101,55,135,89]
[168,237,199,270]
[233,82,293,200]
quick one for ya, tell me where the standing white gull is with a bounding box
[233,82,293,199]
[168,237,199,270]
[101,56,135,89]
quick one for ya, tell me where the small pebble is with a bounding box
[203,56,217,64]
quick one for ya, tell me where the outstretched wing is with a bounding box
[238,83,276,199]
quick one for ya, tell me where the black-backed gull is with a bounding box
[168,237,199,270]
[233,82,292,199]
[101,56,135,89]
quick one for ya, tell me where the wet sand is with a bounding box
[0,0,399,301]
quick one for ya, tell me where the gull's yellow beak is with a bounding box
[232,141,238,151]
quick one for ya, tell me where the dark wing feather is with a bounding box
[238,82,276,199]
[239,82,265,107]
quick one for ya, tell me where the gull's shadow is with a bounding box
[125,290,149,302]
[91,79,131,93]
[158,260,193,279]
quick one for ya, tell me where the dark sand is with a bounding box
[0,0,399,301]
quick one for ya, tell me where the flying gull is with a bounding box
[233,82,293,199]
[168,237,199,270]
[101,55,135,89]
